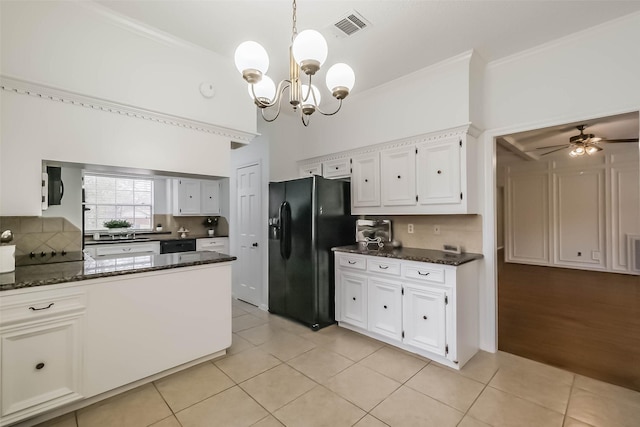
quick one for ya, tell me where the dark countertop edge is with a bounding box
[332,245,483,266]
[84,234,229,245]
[1,255,237,292]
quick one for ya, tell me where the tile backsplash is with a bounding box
[152,215,229,237]
[0,216,82,265]
[370,214,483,253]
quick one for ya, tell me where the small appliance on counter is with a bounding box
[356,219,392,249]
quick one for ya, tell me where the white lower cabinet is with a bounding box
[402,284,446,356]
[335,252,479,369]
[339,271,368,329]
[368,277,403,341]
[0,289,86,426]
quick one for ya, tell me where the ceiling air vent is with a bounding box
[330,11,370,38]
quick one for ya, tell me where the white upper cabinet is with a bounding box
[172,178,221,216]
[299,162,322,178]
[381,146,417,206]
[417,137,461,205]
[351,153,381,208]
[173,178,201,215]
[322,158,351,179]
[201,180,221,215]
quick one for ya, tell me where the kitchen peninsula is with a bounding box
[0,251,235,426]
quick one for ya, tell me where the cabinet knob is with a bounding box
[383,305,388,309]
[423,315,428,320]
[437,170,442,174]
[364,179,368,183]
[397,175,401,179]
[352,297,356,301]
[252,242,259,247]
[36,362,45,370]
[335,166,339,170]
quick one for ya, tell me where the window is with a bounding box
[84,173,154,231]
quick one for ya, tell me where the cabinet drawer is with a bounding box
[367,258,401,276]
[323,158,350,179]
[338,255,366,270]
[95,242,159,257]
[1,291,86,326]
[402,263,445,284]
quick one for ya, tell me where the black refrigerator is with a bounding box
[269,176,355,330]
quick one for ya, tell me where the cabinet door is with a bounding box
[402,285,446,357]
[1,315,83,418]
[506,171,550,264]
[339,271,368,329]
[368,277,403,341]
[176,179,201,215]
[201,180,221,215]
[351,153,380,207]
[417,138,461,205]
[299,163,322,178]
[381,146,416,206]
[553,168,605,269]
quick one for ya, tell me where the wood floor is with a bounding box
[497,249,640,391]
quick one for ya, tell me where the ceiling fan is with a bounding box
[536,125,639,157]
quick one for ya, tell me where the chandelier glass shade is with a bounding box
[234,0,355,126]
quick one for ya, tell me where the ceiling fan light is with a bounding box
[248,75,276,105]
[569,149,579,157]
[326,63,355,99]
[235,41,269,80]
[574,145,585,155]
[585,145,599,155]
[292,30,328,75]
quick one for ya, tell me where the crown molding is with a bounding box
[0,75,257,144]
[299,123,478,166]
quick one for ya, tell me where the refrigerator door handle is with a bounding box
[280,201,292,260]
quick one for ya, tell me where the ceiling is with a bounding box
[497,112,640,162]
[94,1,640,95]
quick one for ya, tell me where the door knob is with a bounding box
[252,242,259,247]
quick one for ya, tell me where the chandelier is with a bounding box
[233,0,355,126]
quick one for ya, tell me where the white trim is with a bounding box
[298,122,479,168]
[0,75,258,144]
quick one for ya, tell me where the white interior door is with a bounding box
[235,163,262,305]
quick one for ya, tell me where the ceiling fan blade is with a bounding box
[531,144,570,151]
[599,138,639,143]
[540,146,569,156]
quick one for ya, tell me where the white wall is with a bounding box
[0,1,257,217]
[483,13,640,131]
[0,1,254,133]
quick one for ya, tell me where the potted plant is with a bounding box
[103,219,132,234]
[203,216,218,236]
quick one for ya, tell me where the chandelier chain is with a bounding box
[291,0,297,42]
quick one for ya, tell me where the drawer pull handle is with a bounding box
[383,305,388,309]
[423,315,428,320]
[352,297,356,301]
[348,261,357,264]
[379,265,389,270]
[417,271,430,276]
[36,362,45,370]
[123,248,132,251]
[29,303,54,311]
[437,170,442,174]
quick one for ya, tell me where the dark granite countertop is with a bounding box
[84,234,229,246]
[0,251,236,292]
[332,245,483,266]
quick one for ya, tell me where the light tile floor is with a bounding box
[36,299,640,427]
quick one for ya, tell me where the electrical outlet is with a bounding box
[434,225,441,235]
[408,224,414,234]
